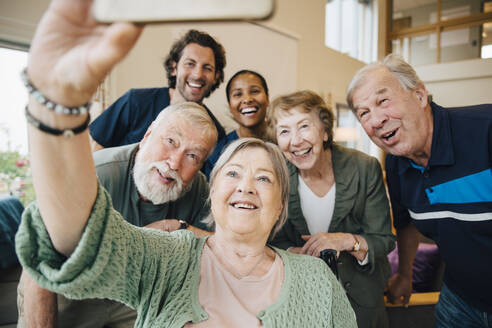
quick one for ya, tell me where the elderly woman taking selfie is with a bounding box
[15,1,356,327]
[268,91,395,328]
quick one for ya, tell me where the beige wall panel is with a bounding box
[109,21,298,131]
[416,58,492,106]
[264,0,365,106]
[0,0,50,45]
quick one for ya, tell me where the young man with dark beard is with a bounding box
[89,30,227,161]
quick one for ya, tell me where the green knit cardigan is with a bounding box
[16,183,356,328]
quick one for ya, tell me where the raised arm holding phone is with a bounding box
[23,0,142,255]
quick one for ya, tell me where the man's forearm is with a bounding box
[22,270,57,328]
[396,222,420,278]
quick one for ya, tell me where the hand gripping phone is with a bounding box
[92,0,275,23]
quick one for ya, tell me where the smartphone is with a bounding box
[92,0,275,23]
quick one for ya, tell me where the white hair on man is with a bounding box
[133,102,218,205]
[346,53,424,112]
[153,101,219,155]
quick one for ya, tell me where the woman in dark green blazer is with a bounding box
[268,90,395,328]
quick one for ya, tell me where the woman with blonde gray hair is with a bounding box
[268,90,395,328]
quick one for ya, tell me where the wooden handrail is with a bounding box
[390,12,492,40]
[385,292,440,307]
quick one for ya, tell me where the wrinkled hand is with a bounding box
[145,219,181,232]
[301,232,349,257]
[28,0,142,107]
[386,273,412,307]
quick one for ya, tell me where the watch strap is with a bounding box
[178,220,189,230]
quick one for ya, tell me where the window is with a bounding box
[0,46,32,202]
[390,0,492,64]
[0,47,28,154]
[325,1,381,158]
[483,17,492,58]
[325,0,378,63]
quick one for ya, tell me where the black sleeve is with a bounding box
[89,90,133,147]
[385,154,412,230]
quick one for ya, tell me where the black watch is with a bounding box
[178,220,189,230]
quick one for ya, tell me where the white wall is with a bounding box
[108,22,298,131]
[265,0,364,105]
[416,57,492,106]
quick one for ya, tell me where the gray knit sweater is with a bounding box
[16,183,356,328]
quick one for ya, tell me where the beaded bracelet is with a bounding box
[25,106,91,138]
[20,68,91,115]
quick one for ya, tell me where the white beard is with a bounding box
[133,160,186,205]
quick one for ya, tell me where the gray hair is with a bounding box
[154,102,218,156]
[203,138,290,239]
[267,90,335,150]
[346,54,423,111]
